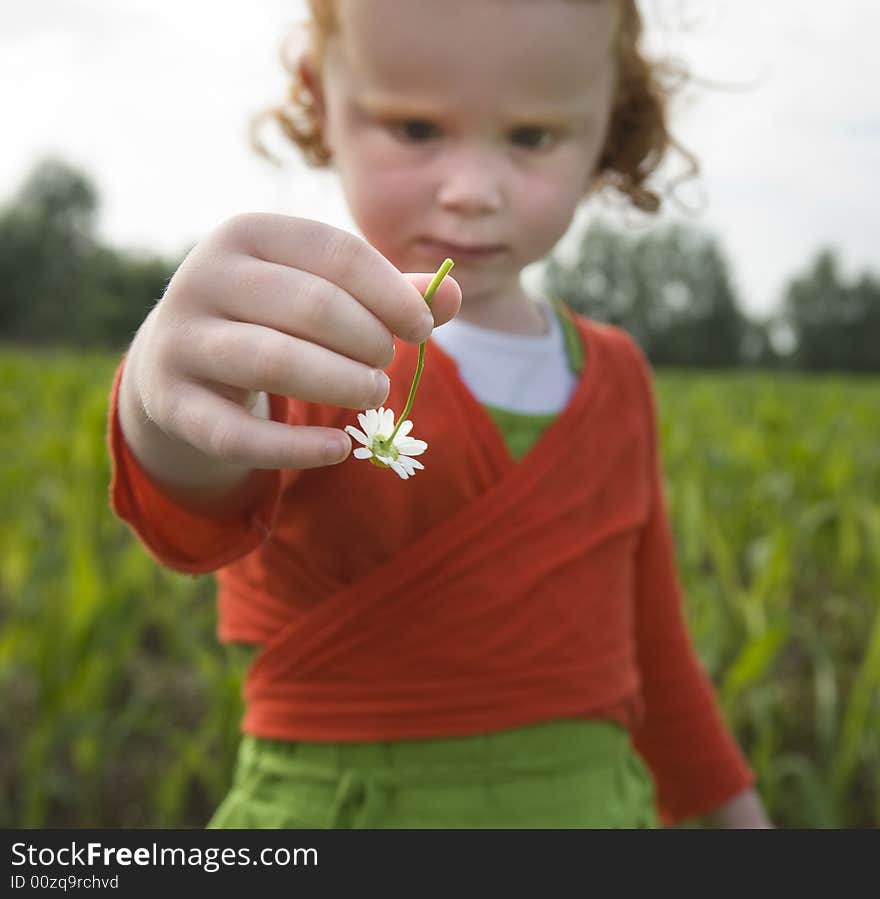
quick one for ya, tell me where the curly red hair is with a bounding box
[253,0,696,214]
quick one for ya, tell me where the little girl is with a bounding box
[107,0,771,827]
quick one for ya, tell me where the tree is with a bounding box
[78,246,172,347]
[0,158,98,342]
[0,157,177,348]
[781,249,880,372]
[544,219,751,367]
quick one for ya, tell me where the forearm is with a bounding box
[702,787,774,829]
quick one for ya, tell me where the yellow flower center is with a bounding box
[371,435,399,467]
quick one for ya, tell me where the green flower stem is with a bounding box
[383,257,454,447]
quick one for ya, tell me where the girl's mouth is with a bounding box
[416,238,506,263]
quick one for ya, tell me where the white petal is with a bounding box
[344,425,370,447]
[396,420,413,439]
[353,447,373,459]
[388,459,409,479]
[395,438,428,456]
[359,410,378,435]
[381,408,395,434]
[396,456,416,474]
[397,457,424,478]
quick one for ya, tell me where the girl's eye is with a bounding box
[510,127,555,150]
[390,120,440,142]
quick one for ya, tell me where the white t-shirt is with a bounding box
[429,301,578,415]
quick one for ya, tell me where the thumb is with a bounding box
[402,272,461,328]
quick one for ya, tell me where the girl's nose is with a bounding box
[435,146,504,216]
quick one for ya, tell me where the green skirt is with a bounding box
[207,719,659,829]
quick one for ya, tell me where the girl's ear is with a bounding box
[298,56,331,154]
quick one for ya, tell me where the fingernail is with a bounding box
[412,311,435,343]
[373,369,390,405]
[325,435,349,464]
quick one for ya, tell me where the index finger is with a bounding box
[222,213,446,344]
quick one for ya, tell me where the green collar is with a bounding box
[547,297,584,376]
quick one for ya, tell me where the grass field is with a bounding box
[1,347,878,827]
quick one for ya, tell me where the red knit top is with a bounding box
[107,312,754,824]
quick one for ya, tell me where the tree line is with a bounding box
[545,218,880,372]
[2,158,878,371]
[0,159,174,351]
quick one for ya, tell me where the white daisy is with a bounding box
[344,407,427,480]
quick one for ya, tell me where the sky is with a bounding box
[1,0,878,318]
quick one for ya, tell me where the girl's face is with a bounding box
[313,0,617,307]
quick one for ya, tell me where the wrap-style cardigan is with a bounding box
[107,310,754,824]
